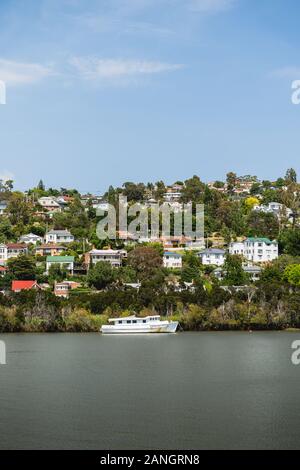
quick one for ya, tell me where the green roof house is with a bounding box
[46,256,75,275]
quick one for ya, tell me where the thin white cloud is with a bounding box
[272,67,300,79]
[69,57,184,81]
[189,0,236,13]
[0,59,55,86]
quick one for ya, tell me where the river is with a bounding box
[0,332,300,449]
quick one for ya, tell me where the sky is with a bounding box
[0,0,300,193]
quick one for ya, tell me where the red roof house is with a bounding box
[11,280,39,293]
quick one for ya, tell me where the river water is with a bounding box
[0,332,300,450]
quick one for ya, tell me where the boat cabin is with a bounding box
[109,316,161,325]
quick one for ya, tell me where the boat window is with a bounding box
[127,320,131,324]
[143,320,146,323]
[133,320,137,324]
[118,321,122,324]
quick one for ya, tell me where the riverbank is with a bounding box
[0,306,297,333]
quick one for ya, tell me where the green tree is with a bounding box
[285,168,297,185]
[87,262,117,290]
[7,255,36,280]
[127,246,162,280]
[7,192,31,225]
[223,254,249,286]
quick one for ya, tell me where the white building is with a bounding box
[0,244,7,263]
[230,238,278,263]
[19,233,43,245]
[229,242,245,256]
[198,248,226,266]
[253,202,293,221]
[88,249,122,268]
[163,252,183,269]
[45,230,74,244]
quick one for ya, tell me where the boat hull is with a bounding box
[101,321,179,335]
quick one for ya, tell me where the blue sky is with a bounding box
[0,0,299,193]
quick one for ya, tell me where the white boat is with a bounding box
[101,315,179,335]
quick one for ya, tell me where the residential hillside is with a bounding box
[0,170,300,332]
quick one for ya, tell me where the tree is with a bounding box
[285,168,297,185]
[48,264,67,283]
[245,197,260,211]
[247,212,279,239]
[6,192,31,225]
[283,265,300,286]
[279,230,300,256]
[226,172,237,193]
[37,180,45,191]
[7,255,36,280]
[223,254,249,286]
[127,247,162,280]
[123,182,145,202]
[87,262,117,290]
[181,176,205,203]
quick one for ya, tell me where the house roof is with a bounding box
[199,249,225,255]
[20,233,42,239]
[7,243,27,249]
[36,244,67,250]
[47,230,73,236]
[164,252,182,257]
[245,237,276,245]
[89,250,121,255]
[12,280,37,291]
[46,256,75,262]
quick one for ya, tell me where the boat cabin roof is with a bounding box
[109,315,161,323]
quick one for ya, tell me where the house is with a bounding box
[163,190,182,203]
[198,248,226,266]
[86,249,122,268]
[214,265,262,282]
[230,238,278,263]
[45,230,74,244]
[163,252,183,269]
[35,244,67,257]
[46,256,75,274]
[0,201,7,215]
[7,244,28,259]
[229,242,245,257]
[19,233,43,245]
[253,202,293,221]
[0,244,8,263]
[11,280,40,293]
[38,197,61,213]
[54,281,81,298]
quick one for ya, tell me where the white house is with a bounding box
[253,202,293,221]
[230,238,278,263]
[45,230,74,244]
[229,241,245,256]
[198,248,226,266]
[19,233,43,245]
[87,249,122,268]
[163,252,183,269]
[6,243,28,259]
[0,244,7,263]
